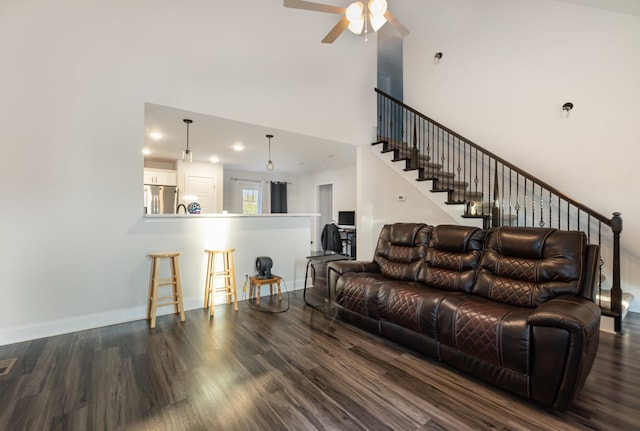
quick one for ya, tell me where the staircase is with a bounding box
[374,88,628,333]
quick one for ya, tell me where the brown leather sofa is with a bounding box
[327,223,601,410]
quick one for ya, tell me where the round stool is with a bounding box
[249,275,282,305]
[147,251,186,329]
[204,249,238,316]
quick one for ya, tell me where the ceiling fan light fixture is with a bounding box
[368,0,387,31]
[368,0,387,15]
[284,0,407,44]
[369,12,387,32]
[346,2,365,34]
[346,2,364,21]
[346,0,387,35]
[347,18,365,34]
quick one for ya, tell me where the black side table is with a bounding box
[303,254,350,308]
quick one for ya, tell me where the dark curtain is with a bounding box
[270,181,288,213]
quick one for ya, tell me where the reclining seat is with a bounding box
[378,224,486,356]
[329,223,432,333]
[437,226,601,410]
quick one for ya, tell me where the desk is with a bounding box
[339,228,356,258]
[249,275,282,304]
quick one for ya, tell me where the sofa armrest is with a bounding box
[527,296,601,410]
[327,260,380,302]
[528,295,600,335]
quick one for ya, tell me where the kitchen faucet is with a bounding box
[176,203,187,214]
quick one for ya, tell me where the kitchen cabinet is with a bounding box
[144,168,177,186]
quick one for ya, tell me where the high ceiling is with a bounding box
[142,0,637,176]
[144,102,357,175]
[552,0,640,16]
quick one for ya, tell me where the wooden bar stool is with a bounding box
[249,275,282,305]
[147,251,186,329]
[204,249,238,316]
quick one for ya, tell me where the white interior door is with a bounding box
[186,175,217,214]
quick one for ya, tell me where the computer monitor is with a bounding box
[338,211,355,228]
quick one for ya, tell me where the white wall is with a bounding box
[395,0,640,310]
[357,146,467,260]
[0,216,312,345]
[298,165,358,252]
[0,0,375,345]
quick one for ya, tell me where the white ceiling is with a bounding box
[144,102,357,175]
[551,0,640,16]
[142,0,637,176]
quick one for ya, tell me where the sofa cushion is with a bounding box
[374,223,432,281]
[473,227,587,307]
[377,281,462,339]
[417,225,485,292]
[335,272,388,319]
[438,295,531,376]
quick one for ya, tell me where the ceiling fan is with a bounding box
[283,0,409,43]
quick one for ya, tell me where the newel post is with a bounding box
[610,212,623,332]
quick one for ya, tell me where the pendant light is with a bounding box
[266,134,274,172]
[182,119,193,163]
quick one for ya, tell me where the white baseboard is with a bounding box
[0,281,304,346]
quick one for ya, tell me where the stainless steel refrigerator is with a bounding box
[144,185,178,214]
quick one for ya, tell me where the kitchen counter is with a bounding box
[144,213,320,220]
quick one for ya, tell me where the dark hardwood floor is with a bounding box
[1,291,639,430]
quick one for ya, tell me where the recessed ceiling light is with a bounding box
[232,143,244,152]
[142,148,151,155]
[149,131,162,140]
[209,155,220,163]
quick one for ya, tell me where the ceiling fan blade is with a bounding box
[283,0,345,14]
[321,16,349,44]
[384,10,410,37]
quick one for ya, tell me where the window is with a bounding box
[242,188,261,214]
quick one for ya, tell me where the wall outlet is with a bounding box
[398,195,406,202]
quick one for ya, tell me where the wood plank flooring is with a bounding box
[1,292,639,430]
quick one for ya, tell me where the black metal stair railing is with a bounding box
[374,88,624,332]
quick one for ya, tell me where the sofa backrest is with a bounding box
[417,225,486,292]
[473,226,589,307]
[374,223,432,281]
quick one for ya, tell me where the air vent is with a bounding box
[0,358,17,377]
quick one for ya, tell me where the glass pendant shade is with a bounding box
[182,149,192,163]
[266,160,274,171]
